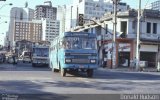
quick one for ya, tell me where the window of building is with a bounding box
[121,21,127,35]
[79,0,82,3]
[153,23,157,34]
[146,22,151,33]
[85,2,88,5]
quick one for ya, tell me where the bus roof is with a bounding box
[60,32,96,38]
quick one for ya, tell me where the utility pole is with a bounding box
[112,0,119,68]
[157,37,160,71]
[136,0,141,71]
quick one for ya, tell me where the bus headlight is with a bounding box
[90,59,96,63]
[65,59,71,63]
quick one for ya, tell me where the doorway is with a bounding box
[118,52,130,67]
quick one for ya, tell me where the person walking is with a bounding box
[12,53,16,64]
[130,57,136,71]
[2,53,6,63]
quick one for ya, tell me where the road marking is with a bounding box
[84,80,91,83]
[76,77,160,84]
[0,77,53,81]
[76,78,92,83]
[26,77,52,80]
[130,80,160,83]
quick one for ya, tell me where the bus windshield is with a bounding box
[33,48,49,57]
[62,37,96,49]
[24,52,31,57]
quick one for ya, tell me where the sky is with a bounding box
[0,0,158,45]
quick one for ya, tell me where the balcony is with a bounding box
[117,33,160,43]
[140,33,160,42]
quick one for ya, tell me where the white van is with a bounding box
[21,51,31,63]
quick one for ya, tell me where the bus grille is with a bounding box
[72,59,90,64]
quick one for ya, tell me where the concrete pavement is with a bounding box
[100,67,158,72]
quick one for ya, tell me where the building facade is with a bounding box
[42,18,60,42]
[34,1,59,42]
[57,5,66,34]
[150,0,160,10]
[34,1,57,20]
[8,5,34,47]
[63,0,129,32]
[73,9,160,69]
[14,20,42,43]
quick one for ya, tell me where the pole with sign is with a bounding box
[78,14,84,26]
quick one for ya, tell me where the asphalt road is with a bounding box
[0,62,160,95]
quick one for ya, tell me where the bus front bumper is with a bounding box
[62,64,98,70]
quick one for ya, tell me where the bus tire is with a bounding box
[87,69,93,77]
[61,68,66,77]
[53,68,59,72]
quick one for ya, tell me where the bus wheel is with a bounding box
[53,68,59,72]
[61,68,66,77]
[87,69,93,77]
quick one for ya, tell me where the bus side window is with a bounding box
[85,41,91,48]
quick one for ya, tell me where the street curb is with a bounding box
[97,67,158,72]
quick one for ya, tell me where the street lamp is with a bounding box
[0,3,13,10]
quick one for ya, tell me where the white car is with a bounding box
[22,56,31,63]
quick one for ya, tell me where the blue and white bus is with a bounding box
[49,32,98,77]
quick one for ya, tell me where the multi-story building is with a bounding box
[34,1,57,20]
[42,18,60,42]
[34,1,59,42]
[14,20,42,43]
[63,0,129,32]
[8,1,59,48]
[8,3,34,47]
[73,9,160,70]
[57,5,66,34]
[149,0,160,10]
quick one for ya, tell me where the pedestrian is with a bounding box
[130,57,136,71]
[12,53,16,64]
[0,54,3,63]
[2,53,6,63]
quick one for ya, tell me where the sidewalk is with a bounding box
[99,67,158,72]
